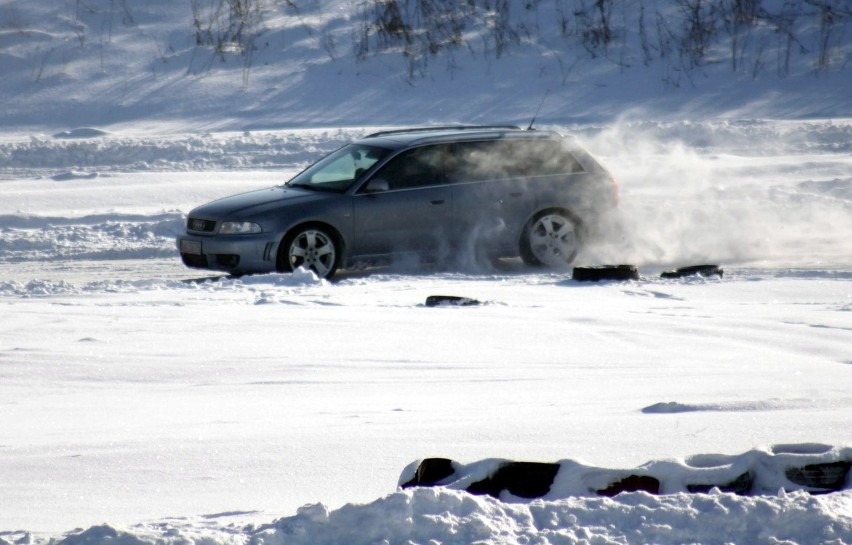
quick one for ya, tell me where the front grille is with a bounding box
[214,254,240,268]
[187,217,217,233]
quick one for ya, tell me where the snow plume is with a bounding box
[573,119,852,269]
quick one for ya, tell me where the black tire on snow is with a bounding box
[425,295,481,307]
[784,461,851,492]
[400,458,457,488]
[466,462,561,499]
[660,264,723,279]
[572,265,639,282]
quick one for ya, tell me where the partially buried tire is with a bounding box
[573,265,639,282]
[278,225,340,279]
[425,295,480,307]
[660,264,723,279]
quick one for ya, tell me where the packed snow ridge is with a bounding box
[11,486,852,545]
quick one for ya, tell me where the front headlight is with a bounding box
[219,221,262,235]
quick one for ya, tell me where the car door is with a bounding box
[448,140,536,255]
[351,144,453,259]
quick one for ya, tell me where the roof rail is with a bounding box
[365,125,522,138]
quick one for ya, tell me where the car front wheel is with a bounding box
[520,211,581,269]
[278,226,339,279]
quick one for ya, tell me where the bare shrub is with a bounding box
[806,0,852,70]
[190,0,266,58]
[573,0,616,57]
[354,0,513,81]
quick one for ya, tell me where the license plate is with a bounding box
[180,239,202,255]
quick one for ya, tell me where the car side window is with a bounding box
[369,145,449,191]
[529,140,585,176]
[449,140,584,183]
[447,141,497,182]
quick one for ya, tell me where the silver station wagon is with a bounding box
[178,126,618,278]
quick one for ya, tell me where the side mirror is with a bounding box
[364,178,389,193]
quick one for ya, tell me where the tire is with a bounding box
[784,461,851,492]
[425,295,480,307]
[277,225,340,279]
[520,210,581,269]
[572,265,639,282]
[660,264,723,279]
[400,458,456,488]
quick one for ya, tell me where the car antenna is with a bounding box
[526,89,550,130]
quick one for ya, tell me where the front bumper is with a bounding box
[177,233,280,273]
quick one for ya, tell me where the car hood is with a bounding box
[189,186,330,219]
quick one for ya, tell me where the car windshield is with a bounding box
[285,144,391,192]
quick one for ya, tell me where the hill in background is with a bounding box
[0,0,850,132]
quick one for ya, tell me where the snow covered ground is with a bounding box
[1,120,850,544]
[2,0,852,543]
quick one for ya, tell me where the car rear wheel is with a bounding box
[278,226,339,279]
[520,211,580,269]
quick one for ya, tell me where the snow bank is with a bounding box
[0,129,357,179]
[253,489,852,545]
[52,128,110,139]
[29,488,852,545]
[0,213,184,265]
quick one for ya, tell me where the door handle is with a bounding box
[509,192,523,197]
[430,199,446,205]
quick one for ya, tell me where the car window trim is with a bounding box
[353,181,450,196]
[446,170,587,187]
